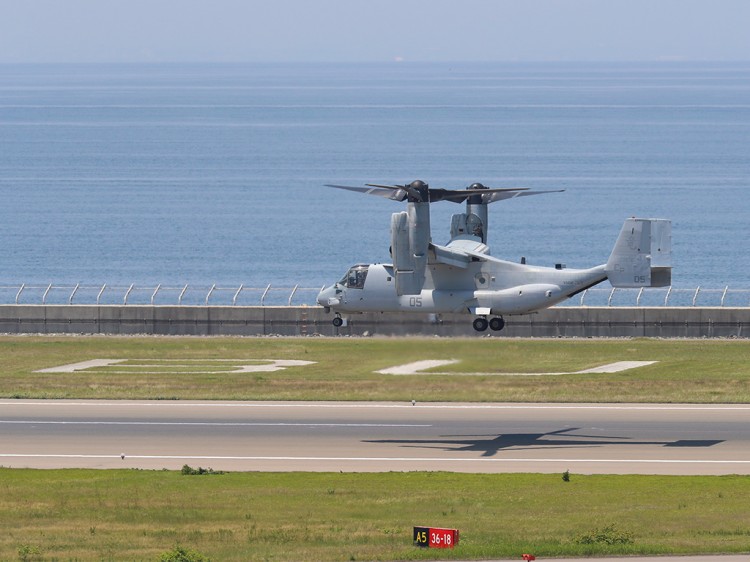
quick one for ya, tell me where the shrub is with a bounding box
[180,464,224,476]
[159,545,210,562]
[575,523,634,545]
[17,544,42,561]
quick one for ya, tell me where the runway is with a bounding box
[1,400,750,474]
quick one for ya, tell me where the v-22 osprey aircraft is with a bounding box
[317,180,672,332]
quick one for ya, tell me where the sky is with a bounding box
[1,0,749,63]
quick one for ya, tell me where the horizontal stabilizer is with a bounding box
[606,218,672,287]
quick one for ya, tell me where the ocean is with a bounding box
[0,62,748,305]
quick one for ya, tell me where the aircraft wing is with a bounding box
[430,239,490,268]
[462,248,514,265]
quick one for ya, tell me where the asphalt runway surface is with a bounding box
[2,400,750,474]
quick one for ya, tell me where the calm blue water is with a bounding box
[1,62,748,296]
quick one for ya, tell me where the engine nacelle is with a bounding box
[474,284,560,315]
[391,210,426,295]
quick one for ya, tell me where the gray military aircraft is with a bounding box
[317,180,671,332]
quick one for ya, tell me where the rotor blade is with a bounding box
[325,182,562,205]
[481,188,565,204]
[467,187,531,193]
[515,188,565,197]
[429,187,530,204]
[364,183,406,190]
[425,189,469,203]
[365,183,423,201]
[325,184,408,201]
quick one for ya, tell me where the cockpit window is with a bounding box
[341,265,369,289]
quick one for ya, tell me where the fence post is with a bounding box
[607,287,616,307]
[69,283,80,305]
[288,284,299,306]
[42,284,53,305]
[151,284,161,305]
[663,286,672,307]
[205,284,216,306]
[636,287,644,306]
[178,284,189,305]
[260,284,272,306]
[15,284,25,305]
[123,284,135,305]
[97,284,107,305]
[232,284,244,306]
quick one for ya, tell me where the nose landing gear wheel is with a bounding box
[489,317,505,331]
[472,317,489,332]
[332,315,343,327]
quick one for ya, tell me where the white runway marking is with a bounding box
[35,359,316,374]
[35,359,126,372]
[0,420,430,428]
[36,359,656,376]
[576,361,658,373]
[377,360,658,376]
[3,401,750,411]
[376,360,459,374]
[1,453,749,465]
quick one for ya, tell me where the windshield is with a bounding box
[340,264,369,289]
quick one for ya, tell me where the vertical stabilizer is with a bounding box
[606,218,672,287]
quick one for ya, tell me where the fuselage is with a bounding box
[317,258,608,317]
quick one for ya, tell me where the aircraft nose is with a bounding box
[317,285,337,307]
[317,285,341,308]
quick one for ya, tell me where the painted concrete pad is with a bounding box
[380,360,658,376]
[377,360,460,375]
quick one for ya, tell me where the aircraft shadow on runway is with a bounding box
[364,428,724,457]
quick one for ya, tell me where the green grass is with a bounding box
[1,469,749,561]
[1,336,750,402]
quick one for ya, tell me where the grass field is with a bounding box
[1,335,749,402]
[2,469,750,561]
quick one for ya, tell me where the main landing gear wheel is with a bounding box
[473,316,505,332]
[332,315,343,327]
[472,317,489,332]
[489,317,505,331]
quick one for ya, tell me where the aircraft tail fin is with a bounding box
[606,218,672,287]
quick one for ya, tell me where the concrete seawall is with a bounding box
[0,305,748,337]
